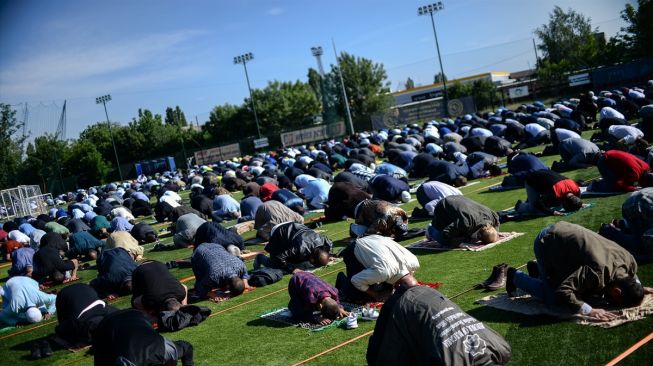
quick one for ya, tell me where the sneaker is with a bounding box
[346,312,358,329]
[484,264,508,291]
[40,340,53,358]
[526,260,539,278]
[361,308,379,320]
[506,267,517,297]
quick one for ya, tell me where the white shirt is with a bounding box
[110,206,135,221]
[470,128,493,138]
[608,125,644,144]
[525,123,546,137]
[419,181,463,215]
[351,235,420,292]
[555,128,581,142]
[600,107,625,121]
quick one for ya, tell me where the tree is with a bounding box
[470,79,499,111]
[250,80,322,131]
[535,6,602,72]
[165,106,188,126]
[65,140,110,187]
[405,77,415,89]
[0,103,26,189]
[612,0,653,60]
[446,82,472,100]
[22,134,68,192]
[204,103,252,143]
[434,72,448,84]
[329,52,392,131]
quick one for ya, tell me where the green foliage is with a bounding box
[249,80,322,131]
[534,6,606,85]
[404,77,415,89]
[330,52,392,131]
[165,105,188,126]
[64,139,111,187]
[612,0,653,60]
[22,134,68,190]
[0,103,25,189]
[434,72,448,84]
[446,80,498,111]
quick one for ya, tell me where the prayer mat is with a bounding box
[208,287,257,303]
[49,335,91,353]
[258,301,371,332]
[488,185,522,192]
[475,293,653,328]
[230,220,255,235]
[38,276,81,290]
[240,250,263,261]
[407,232,524,252]
[498,203,594,221]
[579,186,627,198]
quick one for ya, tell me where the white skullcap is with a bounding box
[25,307,43,323]
[400,191,411,203]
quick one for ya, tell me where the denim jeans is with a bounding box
[512,226,556,304]
[426,224,444,242]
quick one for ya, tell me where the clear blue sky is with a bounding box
[0,0,634,139]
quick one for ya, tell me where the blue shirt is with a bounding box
[301,179,331,209]
[191,243,249,299]
[213,195,240,215]
[10,248,35,276]
[0,276,57,326]
[240,196,263,220]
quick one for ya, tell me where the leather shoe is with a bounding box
[526,260,539,278]
[40,339,53,358]
[484,264,508,290]
[506,267,517,297]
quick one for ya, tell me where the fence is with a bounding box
[0,185,52,220]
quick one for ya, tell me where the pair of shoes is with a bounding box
[166,261,178,269]
[526,260,539,278]
[30,340,53,359]
[506,267,517,297]
[346,313,358,329]
[361,308,379,320]
[483,263,508,290]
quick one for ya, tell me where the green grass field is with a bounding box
[1,136,651,366]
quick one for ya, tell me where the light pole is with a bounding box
[331,39,355,135]
[95,94,123,181]
[418,2,449,117]
[234,52,262,139]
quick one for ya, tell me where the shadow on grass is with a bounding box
[246,317,293,329]
[466,305,562,328]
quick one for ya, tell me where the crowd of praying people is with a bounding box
[1,80,653,365]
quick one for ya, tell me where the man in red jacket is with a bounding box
[589,150,653,192]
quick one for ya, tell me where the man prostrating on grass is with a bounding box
[288,271,349,325]
[506,221,653,320]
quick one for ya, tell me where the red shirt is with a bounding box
[603,150,650,191]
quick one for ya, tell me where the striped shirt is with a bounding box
[191,243,248,298]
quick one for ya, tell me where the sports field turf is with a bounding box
[0,135,651,365]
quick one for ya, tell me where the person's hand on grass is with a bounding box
[588,308,618,321]
[292,268,303,274]
[553,211,565,216]
[643,287,653,295]
[42,313,52,320]
[316,317,332,326]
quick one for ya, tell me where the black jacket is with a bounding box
[367,286,512,366]
[264,222,332,272]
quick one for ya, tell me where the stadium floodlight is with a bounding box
[418,2,449,117]
[95,94,123,181]
[234,52,262,139]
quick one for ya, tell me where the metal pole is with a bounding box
[532,38,539,68]
[331,39,355,135]
[430,12,449,117]
[242,62,262,139]
[102,101,123,181]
